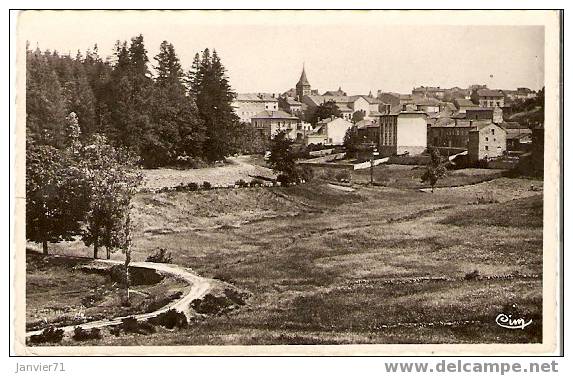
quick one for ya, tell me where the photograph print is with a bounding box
[14,10,561,355]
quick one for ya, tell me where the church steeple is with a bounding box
[298,65,310,86]
[296,64,311,101]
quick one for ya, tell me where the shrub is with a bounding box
[334,170,351,182]
[120,317,155,335]
[72,326,102,341]
[148,309,188,329]
[202,181,212,190]
[298,165,314,183]
[29,326,65,344]
[464,269,481,281]
[249,178,264,187]
[109,325,121,337]
[235,179,249,188]
[190,290,249,315]
[276,174,293,187]
[186,182,199,191]
[145,248,173,264]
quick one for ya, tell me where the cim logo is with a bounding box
[495,312,533,330]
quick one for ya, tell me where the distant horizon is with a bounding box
[19,11,545,95]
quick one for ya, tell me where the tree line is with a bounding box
[26,34,267,255]
[26,34,266,168]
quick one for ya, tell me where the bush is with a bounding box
[186,182,199,191]
[297,166,314,183]
[147,309,188,329]
[120,317,156,335]
[145,248,173,264]
[190,290,249,315]
[249,178,264,187]
[202,181,212,190]
[276,174,295,187]
[334,170,351,182]
[464,269,481,281]
[72,326,102,341]
[109,325,121,337]
[235,179,249,188]
[29,326,65,344]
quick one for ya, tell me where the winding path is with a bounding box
[26,259,214,338]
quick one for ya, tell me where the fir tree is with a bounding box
[189,49,239,162]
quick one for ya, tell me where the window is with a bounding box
[485,145,489,151]
[491,129,495,135]
[485,137,488,142]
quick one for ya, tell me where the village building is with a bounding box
[375,110,427,156]
[233,93,279,123]
[411,86,446,99]
[356,119,380,144]
[476,88,505,108]
[499,121,533,151]
[323,87,347,96]
[468,122,507,162]
[251,110,303,141]
[305,117,353,146]
[454,98,478,113]
[465,107,503,124]
[296,65,312,101]
[515,87,537,100]
[428,118,480,149]
[278,96,303,117]
[302,94,383,121]
[376,91,401,106]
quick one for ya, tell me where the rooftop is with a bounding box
[251,110,299,120]
[477,89,504,97]
[236,93,278,102]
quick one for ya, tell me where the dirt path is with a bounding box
[26,260,215,338]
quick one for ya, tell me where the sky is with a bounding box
[18,10,546,95]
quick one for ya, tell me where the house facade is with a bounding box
[251,110,302,141]
[233,93,279,123]
[278,96,303,116]
[305,117,353,146]
[468,122,507,162]
[302,94,382,122]
[454,98,478,113]
[377,111,427,156]
[476,89,505,108]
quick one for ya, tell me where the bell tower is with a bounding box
[295,64,311,101]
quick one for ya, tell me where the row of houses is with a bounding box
[232,65,539,163]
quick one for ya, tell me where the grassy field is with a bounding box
[26,253,189,332]
[33,163,544,345]
[351,164,506,189]
[142,155,276,190]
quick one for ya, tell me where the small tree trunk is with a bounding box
[93,238,99,259]
[106,246,110,260]
[42,240,48,255]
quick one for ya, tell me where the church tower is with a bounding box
[295,65,311,101]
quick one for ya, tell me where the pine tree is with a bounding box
[26,48,67,147]
[189,49,239,162]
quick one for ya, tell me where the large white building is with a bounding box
[376,111,428,156]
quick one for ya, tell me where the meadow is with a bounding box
[28,164,544,345]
